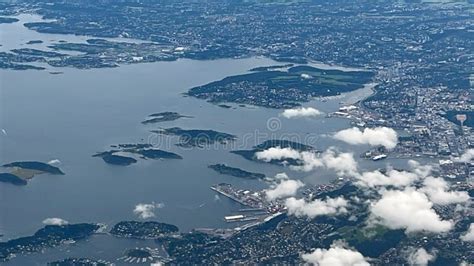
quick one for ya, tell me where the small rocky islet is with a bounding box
[26,40,44,45]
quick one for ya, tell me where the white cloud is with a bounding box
[256,147,357,176]
[408,160,432,179]
[281,107,323,119]
[302,243,369,266]
[319,149,358,176]
[42,217,69,226]
[454,149,474,163]
[255,147,301,162]
[274,172,290,180]
[285,196,348,218]
[289,150,324,172]
[354,160,440,189]
[370,189,453,233]
[300,73,312,79]
[355,169,419,188]
[407,248,435,266]
[460,223,474,242]
[420,176,469,205]
[47,159,61,166]
[333,127,398,149]
[291,148,358,176]
[133,202,164,219]
[265,179,305,201]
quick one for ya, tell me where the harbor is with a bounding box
[210,183,285,225]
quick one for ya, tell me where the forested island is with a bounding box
[231,140,316,166]
[152,127,236,147]
[0,161,65,185]
[0,173,27,186]
[93,143,182,166]
[2,161,64,175]
[209,164,265,180]
[142,112,191,124]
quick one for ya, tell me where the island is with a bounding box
[3,161,65,175]
[0,173,27,186]
[0,223,100,261]
[209,164,265,180]
[0,52,46,70]
[26,40,44,45]
[97,154,137,166]
[110,221,179,239]
[44,39,173,69]
[1,161,65,183]
[142,111,191,124]
[218,104,232,109]
[186,65,374,108]
[231,140,316,166]
[151,127,236,147]
[136,149,182,160]
[11,48,66,58]
[93,143,182,166]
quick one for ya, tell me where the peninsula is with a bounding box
[187,65,373,108]
[0,223,100,261]
[110,221,179,239]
